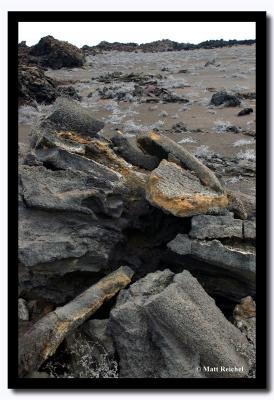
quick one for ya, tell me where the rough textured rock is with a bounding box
[146,160,228,218]
[42,98,104,137]
[233,296,256,377]
[18,65,81,106]
[109,269,253,378]
[167,234,255,288]
[18,298,29,321]
[137,132,224,192]
[243,220,256,239]
[30,35,85,69]
[189,214,243,239]
[18,65,57,105]
[210,91,241,107]
[111,134,159,171]
[18,266,134,377]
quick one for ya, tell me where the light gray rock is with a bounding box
[166,234,256,300]
[191,239,255,277]
[189,214,243,239]
[18,298,29,321]
[243,220,256,239]
[20,165,124,218]
[109,269,253,378]
[167,234,192,255]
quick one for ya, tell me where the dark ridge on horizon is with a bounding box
[19,35,256,56]
[82,38,256,53]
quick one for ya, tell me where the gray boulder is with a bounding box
[42,98,104,137]
[210,91,241,107]
[109,269,254,378]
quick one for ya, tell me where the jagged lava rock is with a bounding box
[18,65,57,105]
[146,160,228,218]
[30,35,85,69]
[109,269,253,378]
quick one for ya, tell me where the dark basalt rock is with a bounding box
[30,35,85,69]
[238,108,253,116]
[82,38,255,54]
[18,65,81,106]
[18,64,57,105]
[210,91,241,107]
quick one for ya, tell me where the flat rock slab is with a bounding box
[109,269,253,378]
[190,214,243,239]
[146,160,228,218]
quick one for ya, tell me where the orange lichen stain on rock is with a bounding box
[41,320,71,359]
[148,131,160,141]
[147,176,229,218]
[57,131,91,144]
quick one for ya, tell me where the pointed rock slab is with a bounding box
[137,131,224,193]
[18,266,134,377]
[146,160,228,218]
[109,269,253,378]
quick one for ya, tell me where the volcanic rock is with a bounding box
[189,214,243,239]
[18,64,57,105]
[111,134,159,171]
[145,160,228,218]
[108,269,254,378]
[137,132,224,192]
[238,108,253,116]
[30,35,85,69]
[210,91,241,107]
[42,98,104,137]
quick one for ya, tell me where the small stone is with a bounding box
[18,298,29,321]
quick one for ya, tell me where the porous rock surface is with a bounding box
[108,269,254,378]
[30,35,85,69]
[146,160,228,218]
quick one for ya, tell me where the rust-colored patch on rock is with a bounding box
[146,160,228,218]
[57,131,92,144]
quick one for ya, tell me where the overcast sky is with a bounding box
[19,22,255,47]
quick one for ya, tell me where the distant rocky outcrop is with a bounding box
[82,38,256,54]
[29,35,85,69]
[18,64,81,106]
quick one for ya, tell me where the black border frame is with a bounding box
[8,10,267,390]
